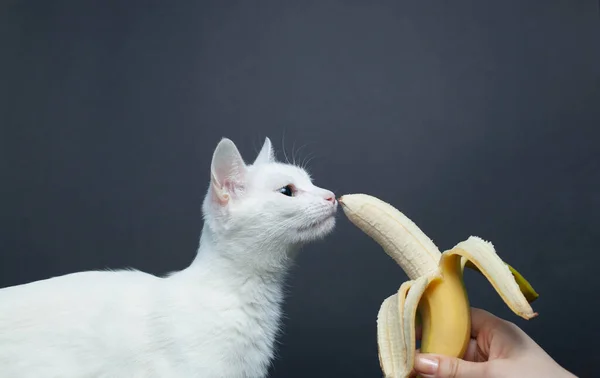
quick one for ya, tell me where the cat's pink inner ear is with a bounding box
[210,174,230,205]
[210,138,247,205]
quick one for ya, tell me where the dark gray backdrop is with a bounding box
[2,1,599,377]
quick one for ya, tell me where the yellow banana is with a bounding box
[339,193,538,378]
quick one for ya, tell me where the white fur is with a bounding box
[0,137,337,378]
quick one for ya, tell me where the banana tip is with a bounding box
[522,311,539,320]
[338,195,352,209]
[337,193,362,205]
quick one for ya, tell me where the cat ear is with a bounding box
[210,138,247,205]
[253,137,275,165]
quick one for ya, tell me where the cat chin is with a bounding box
[296,215,336,243]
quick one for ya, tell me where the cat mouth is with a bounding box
[297,212,336,232]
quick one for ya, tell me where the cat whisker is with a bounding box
[299,152,310,170]
[295,141,314,165]
[302,153,318,170]
[299,151,312,170]
[254,215,302,242]
[291,139,297,166]
[281,130,290,165]
[255,210,325,242]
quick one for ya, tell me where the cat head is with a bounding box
[202,137,337,251]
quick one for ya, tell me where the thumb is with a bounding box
[414,353,487,378]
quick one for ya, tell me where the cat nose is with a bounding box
[324,191,336,203]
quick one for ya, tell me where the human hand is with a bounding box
[412,307,576,378]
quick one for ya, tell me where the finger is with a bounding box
[414,353,487,378]
[462,338,488,363]
[408,348,421,377]
[470,307,502,338]
[462,339,479,362]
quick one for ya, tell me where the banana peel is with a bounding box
[339,193,538,378]
[463,259,539,303]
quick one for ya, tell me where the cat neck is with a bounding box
[182,224,298,290]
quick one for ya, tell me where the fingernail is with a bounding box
[415,355,439,377]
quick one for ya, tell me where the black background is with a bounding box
[2,1,599,377]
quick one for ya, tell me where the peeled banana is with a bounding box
[339,193,538,378]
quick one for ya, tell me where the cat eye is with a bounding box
[278,185,294,197]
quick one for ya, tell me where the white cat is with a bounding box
[0,137,338,378]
